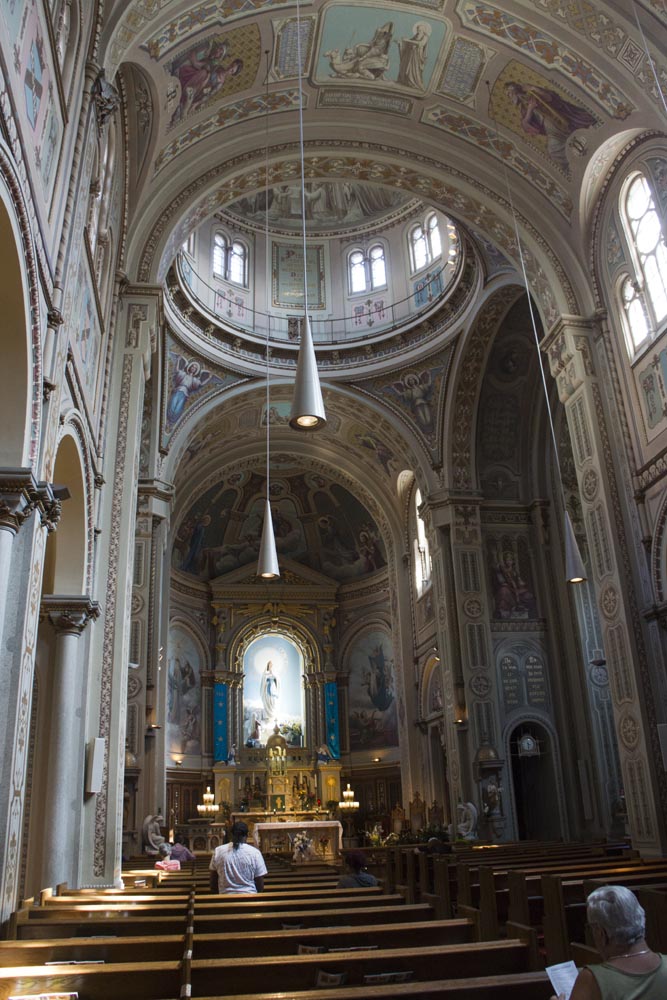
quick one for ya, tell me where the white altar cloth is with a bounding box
[253,820,343,856]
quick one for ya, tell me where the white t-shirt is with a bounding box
[210,841,268,894]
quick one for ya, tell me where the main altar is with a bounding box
[210,723,343,858]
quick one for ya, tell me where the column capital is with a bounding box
[40,595,100,634]
[0,470,62,534]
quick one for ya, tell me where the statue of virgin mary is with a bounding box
[260,660,279,717]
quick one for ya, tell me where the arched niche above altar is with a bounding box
[242,632,305,748]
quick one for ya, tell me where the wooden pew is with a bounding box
[0,960,182,1000]
[192,918,474,958]
[543,866,667,964]
[189,939,534,995]
[10,909,191,939]
[0,934,186,967]
[194,890,397,916]
[636,887,667,953]
[181,971,554,1000]
[192,902,435,934]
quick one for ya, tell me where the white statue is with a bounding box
[260,660,279,717]
[142,813,166,854]
[456,801,478,841]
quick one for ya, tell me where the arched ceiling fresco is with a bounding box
[172,467,387,583]
[107,0,662,311]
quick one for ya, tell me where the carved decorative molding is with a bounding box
[40,595,101,634]
[0,470,62,533]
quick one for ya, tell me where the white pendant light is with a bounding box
[258,497,280,579]
[289,0,326,432]
[257,50,280,580]
[564,510,586,585]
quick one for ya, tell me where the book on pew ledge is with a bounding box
[363,971,414,984]
[44,960,105,965]
[9,993,78,999]
[546,960,578,999]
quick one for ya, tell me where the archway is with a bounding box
[509,721,562,840]
[42,433,87,596]
[0,178,32,468]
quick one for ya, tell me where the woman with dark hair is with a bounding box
[209,820,267,894]
[337,851,378,888]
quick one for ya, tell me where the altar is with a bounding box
[252,820,343,860]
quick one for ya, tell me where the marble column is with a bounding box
[40,596,99,888]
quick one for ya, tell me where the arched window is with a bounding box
[413,488,431,597]
[409,213,442,273]
[427,213,442,260]
[347,243,387,295]
[409,224,428,272]
[228,239,248,286]
[619,171,667,352]
[348,249,366,294]
[369,243,387,289]
[212,232,227,278]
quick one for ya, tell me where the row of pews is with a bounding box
[0,842,665,1000]
[386,840,667,965]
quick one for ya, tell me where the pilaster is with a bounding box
[546,315,667,852]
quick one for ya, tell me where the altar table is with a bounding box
[252,820,343,859]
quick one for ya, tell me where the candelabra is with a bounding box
[197,786,218,818]
[338,782,359,844]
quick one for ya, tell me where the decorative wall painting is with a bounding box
[347,629,399,751]
[167,624,204,758]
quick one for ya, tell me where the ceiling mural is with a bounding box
[489,62,600,179]
[162,26,260,129]
[223,181,414,233]
[272,15,316,80]
[460,4,634,119]
[314,5,448,92]
[162,340,243,446]
[172,469,388,582]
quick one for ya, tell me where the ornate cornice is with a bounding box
[0,470,62,534]
[40,595,101,634]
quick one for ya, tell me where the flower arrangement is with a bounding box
[364,824,399,848]
[292,830,316,863]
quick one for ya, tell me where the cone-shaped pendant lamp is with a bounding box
[290,315,326,430]
[256,50,280,580]
[564,510,587,584]
[257,497,280,579]
[289,0,326,432]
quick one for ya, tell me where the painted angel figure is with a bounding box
[167,357,212,425]
[391,371,434,430]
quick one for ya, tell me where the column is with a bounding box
[40,596,99,889]
[546,316,667,852]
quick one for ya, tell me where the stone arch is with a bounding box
[0,149,41,469]
[42,431,88,595]
[650,488,667,606]
[444,283,524,492]
[132,141,580,320]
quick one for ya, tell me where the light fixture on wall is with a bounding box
[257,50,280,580]
[289,0,326,431]
[487,82,586,585]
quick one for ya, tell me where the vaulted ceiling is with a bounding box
[103,0,662,310]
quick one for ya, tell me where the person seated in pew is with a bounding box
[551,885,667,1000]
[169,834,195,863]
[337,850,378,888]
[209,820,267,895]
